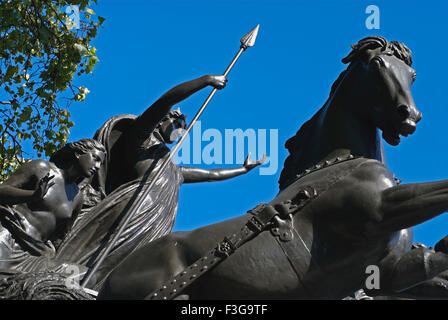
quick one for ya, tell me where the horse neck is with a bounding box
[306,69,385,165]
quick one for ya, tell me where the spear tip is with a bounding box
[240,24,260,50]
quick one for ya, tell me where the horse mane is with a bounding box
[278,36,413,190]
[278,70,348,190]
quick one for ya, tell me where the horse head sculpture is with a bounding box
[342,36,421,146]
[279,36,422,190]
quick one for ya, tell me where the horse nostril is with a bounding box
[397,104,411,119]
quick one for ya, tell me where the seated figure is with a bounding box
[0,139,105,274]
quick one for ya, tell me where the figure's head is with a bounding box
[342,36,422,146]
[155,108,187,144]
[50,138,106,178]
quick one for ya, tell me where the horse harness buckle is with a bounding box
[269,186,317,242]
[271,214,294,241]
[215,237,237,258]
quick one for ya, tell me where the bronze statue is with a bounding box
[97,36,448,300]
[54,74,265,289]
[0,139,105,274]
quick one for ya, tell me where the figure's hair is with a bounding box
[50,138,106,169]
[158,108,186,126]
[278,36,412,190]
[153,108,187,141]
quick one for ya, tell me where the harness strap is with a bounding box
[274,225,317,290]
[145,203,280,300]
[146,187,318,300]
[269,189,320,288]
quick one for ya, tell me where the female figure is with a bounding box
[0,139,105,273]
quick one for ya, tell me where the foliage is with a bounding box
[0,0,104,181]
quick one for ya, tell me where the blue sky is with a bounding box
[66,0,448,246]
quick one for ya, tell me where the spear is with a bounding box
[80,24,260,289]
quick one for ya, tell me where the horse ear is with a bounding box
[342,44,361,64]
[346,48,379,65]
[342,43,361,64]
[342,39,385,64]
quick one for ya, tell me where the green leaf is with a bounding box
[5,65,19,80]
[39,27,49,43]
[74,43,88,56]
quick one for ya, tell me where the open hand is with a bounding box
[33,173,55,200]
[207,75,227,90]
[243,153,266,171]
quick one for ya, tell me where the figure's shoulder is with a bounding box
[24,159,53,171]
[1,160,54,186]
[15,160,54,178]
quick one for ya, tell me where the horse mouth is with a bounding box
[383,131,401,146]
[399,119,417,136]
[382,120,417,146]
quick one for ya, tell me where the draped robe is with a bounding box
[55,114,184,289]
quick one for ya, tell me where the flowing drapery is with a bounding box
[55,115,183,289]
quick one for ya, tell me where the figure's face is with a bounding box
[159,116,187,144]
[75,149,105,178]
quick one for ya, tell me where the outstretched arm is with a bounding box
[180,154,265,183]
[133,75,227,133]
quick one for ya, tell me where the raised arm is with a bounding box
[132,75,227,133]
[180,154,265,183]
[0,160,53,206]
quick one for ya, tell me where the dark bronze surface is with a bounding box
[0,75,264,296]
[98,37,448,300]
[2,36,448,300]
